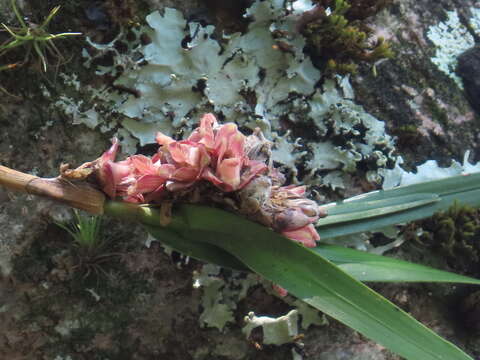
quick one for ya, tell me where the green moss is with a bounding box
[423,96,449,126]
[390,124,420,148]
[302,0,393,75]
[411,201,480,275]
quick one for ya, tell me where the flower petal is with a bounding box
[130,155,157,175]
[101,138,120,163]
[202,168,223,186]
[188,113,217,150]
[166,180,196,192]
[215,123,241,164]
[172,167,200,182]
[130,175,167,195]
[100,160,132,198]
[158,164,176,178]
[156,132,175,146]
[282,224,320,248]
[217,158,242,190]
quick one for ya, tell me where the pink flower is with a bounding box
[124,155,175,196]
[96,139,133,198]
[282,224,320,248]
[187,113,217,150]
[155,139,212,190]
[100,160,133,198]
[95,114,323,246]
[97,141,174,200]
[201,121,267,191]
[153,114,267,192]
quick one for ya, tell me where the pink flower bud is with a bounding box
[273,207,312,232]
[282,224,320,248]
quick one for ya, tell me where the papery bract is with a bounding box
[187,113,217,150]
[282,224,320,248]
[97,139,133,199]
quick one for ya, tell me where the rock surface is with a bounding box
[1,0,480,359]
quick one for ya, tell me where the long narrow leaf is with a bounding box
[314,244,480,284]
[318,193,439,226]
[172,204,473,360]
[144,224,249,271]
[317,173,480,240]
[107,202,473,360]
[104,202,249,271]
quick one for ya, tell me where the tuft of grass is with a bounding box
[57,210,104,253]
[0,0,81,73]
[57,211,119,279]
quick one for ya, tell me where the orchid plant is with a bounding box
[1,113,480,360]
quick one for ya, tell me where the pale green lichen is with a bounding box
[291,299,328,329]
[381,151,480,189]
[243,309,299,345]
[193,262,328,336]
[69,0,396,190]
[305,78,394,185]
[242,310,304,359]
[427,7,480,89]
[192,264,259,331]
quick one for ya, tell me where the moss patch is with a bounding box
[408,201,480,276]
[302,0,393,74]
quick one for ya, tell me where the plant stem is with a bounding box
[0,165,105,214]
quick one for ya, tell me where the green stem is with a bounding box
[103,201,186,229]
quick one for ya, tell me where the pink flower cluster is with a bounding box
[97,114,267,202]
[94,114,322,248]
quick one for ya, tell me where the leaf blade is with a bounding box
[317,173,480,240]
[172,204,473,360]
[104,201,475,359]
[313,244,480,284]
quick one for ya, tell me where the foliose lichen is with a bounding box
[427,7,480,89]
[192,264,259,331]
[381,151,480,189]
[243,309,299,345]
[54,0,396,191]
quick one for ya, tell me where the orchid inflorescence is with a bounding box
[2,115,480,359]
[66,114,325,248]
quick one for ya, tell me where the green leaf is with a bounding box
[314,244,480,284]
[317,172,480,240]
[144,224,249,271]
[106,202,473,360]
[104,201,249,271]
[173,204,473,360]
[317,193,439,226]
